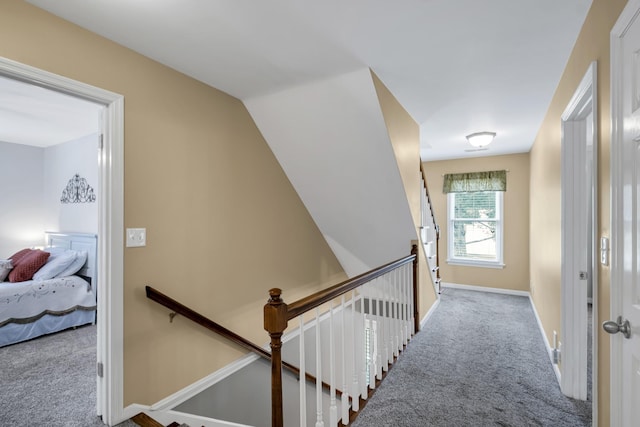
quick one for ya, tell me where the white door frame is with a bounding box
[610,1,640,424]
[560,61,598,408]
[0,57,125,425]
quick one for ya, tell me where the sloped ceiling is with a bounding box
[245,69,417,274]
[22,0,592,160]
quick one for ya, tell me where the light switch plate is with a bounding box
[126,228,146,247]
[600,236,609,266]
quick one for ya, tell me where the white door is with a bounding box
[610,1,640,425]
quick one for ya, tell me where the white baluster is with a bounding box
[315,308,324,427]
[382,277,389,371]
[368,310,376,389]
[351,291,360,412]
[386,277,393,365]
[393,269,400,358]
[299,316,307,427]
[374,278,383,381]
[360,291,368,400]
[408,264,414,337]
[399,266,404,343]
[329,301,337,426]
[409,263,415,336]
[403,264,409,345]
[399,266,406,347]
[341,295,350,424]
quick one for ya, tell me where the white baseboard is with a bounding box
[528,295,562,384]
[148,352,261,411]
[123,404,250,427]
[440,282,562,384]
[420,298,440,330]
[441,282,530,297]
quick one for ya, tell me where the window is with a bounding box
[447,191,504,267]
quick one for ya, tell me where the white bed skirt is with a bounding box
[0,309,95,347]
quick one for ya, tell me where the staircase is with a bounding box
[420,165,441,294]
[142,67,444,424]
[130,412,191,427]
[146,247,419,427]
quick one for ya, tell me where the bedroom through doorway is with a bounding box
[0,57,125,425]
[0,73,104,422]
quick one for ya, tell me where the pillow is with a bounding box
[32,250,78,281]
[9,250,50,282]
[54,250,88,278]
[9,248,32,265]
[0,259,12,282]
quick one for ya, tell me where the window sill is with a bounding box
[446,259,505,269]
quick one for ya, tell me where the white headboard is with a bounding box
[44,232,97,283]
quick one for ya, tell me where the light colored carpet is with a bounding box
[351,288,591,427]
[0,324,136,427]
[0,289,591,426]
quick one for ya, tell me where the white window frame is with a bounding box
[447,191,504,268]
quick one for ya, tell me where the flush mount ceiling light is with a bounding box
[466,131,496,148]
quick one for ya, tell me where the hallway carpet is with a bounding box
[0,324,137,427]
[352,288,591,427]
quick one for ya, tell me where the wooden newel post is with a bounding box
[264,288,288,427]
[411,244,420,333]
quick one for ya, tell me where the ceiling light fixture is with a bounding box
[466,131,496,148]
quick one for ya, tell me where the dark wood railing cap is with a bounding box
[264,288,288,334]
[268,288,283,303]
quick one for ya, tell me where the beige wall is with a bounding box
[530,0,628,423]
[372,72,438,321]
[0,0,345,405]
[423,154,530,292]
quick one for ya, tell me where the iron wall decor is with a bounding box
[60,173,96,203]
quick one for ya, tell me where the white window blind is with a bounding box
[448,191,504,267]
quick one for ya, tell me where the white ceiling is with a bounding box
[0,75,101,147]
[18,0,591,159]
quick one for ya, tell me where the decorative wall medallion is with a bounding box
[60,174,96,203]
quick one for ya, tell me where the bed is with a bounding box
[0,232,97,347]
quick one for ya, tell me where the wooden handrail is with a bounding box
[287,252,417,320]
[145,286,342,397]
[146,286,271,358]
[265,246,419,427]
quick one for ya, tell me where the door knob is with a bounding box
[602,316,631,339]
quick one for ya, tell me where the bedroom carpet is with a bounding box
[351,288,591,427]
[0,324,136,427]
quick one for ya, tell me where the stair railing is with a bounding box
[264,245,418,427]
[145,286,339,395]
[420,164,441,294]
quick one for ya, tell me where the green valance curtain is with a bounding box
[443,170,507,193]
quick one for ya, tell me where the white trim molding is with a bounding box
[560,61,597,402]
[529,294,562,384]
[420,298,441,330]
[440,282,529,297]
[149,352,261,411]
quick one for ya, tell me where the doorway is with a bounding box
[0,56,125,425]
[560,61,598,416]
